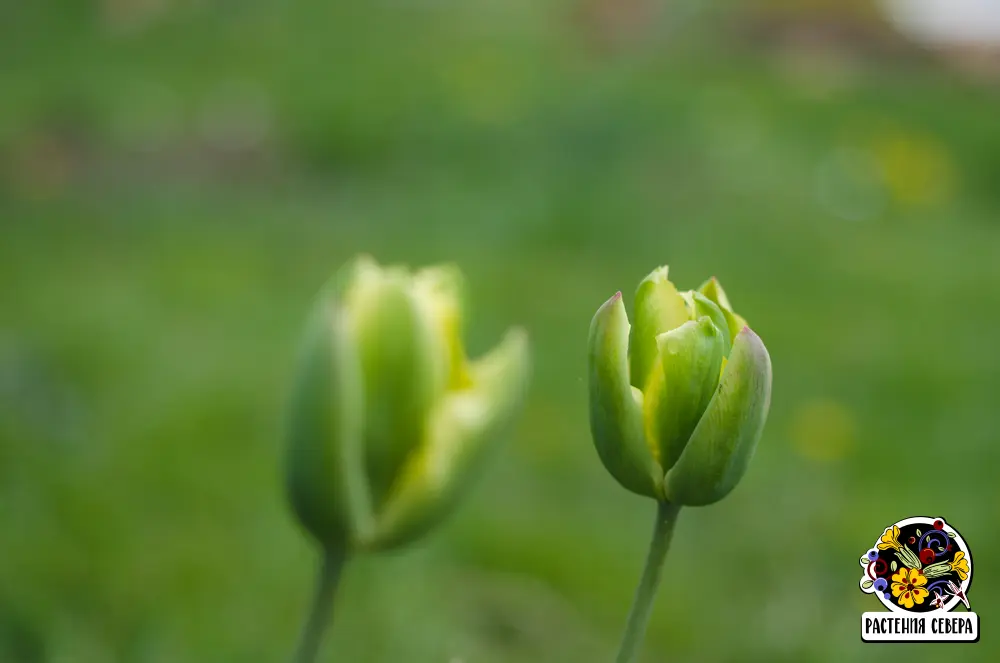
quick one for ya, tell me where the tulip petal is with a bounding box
[364,328,530,550]
[629,267,691,389]
[664,327,772,506]
[698,276,732,311]
[589,292,664,498]
[411,264,470,390]
[344,261,442,510]
[698,277,746,343]
[643,317,725,472]
[285,279,371,548]
[730,313,748,341]
[686,291,732,357]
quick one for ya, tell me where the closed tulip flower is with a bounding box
[587,265,771,663]
[588,265,771,506]
[285,256,530,663]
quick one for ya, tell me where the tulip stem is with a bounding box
[615,500,681,663]
[294,546,347,663]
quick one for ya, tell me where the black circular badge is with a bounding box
[859,516,972,614]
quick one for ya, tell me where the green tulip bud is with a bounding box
[286,256,530,552]
[588,266,771,506]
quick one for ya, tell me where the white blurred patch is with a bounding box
[882,0,1000,46]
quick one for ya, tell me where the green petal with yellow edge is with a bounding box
[589,293,664,498]
[728,312,748,341]
[285,272,371,549]
[698,277,745,343]
[698,277,732,311]
[344,262,441,512]
[411,264,471,391]
[629,267,691,389]
[643,317,725,473]
[664,327,772,506]
[362,328,530,550]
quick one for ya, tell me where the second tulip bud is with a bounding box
[588,266,772,506]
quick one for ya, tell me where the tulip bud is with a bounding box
[588,266,771,506]
[286,256,530,552]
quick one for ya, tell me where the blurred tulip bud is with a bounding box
[286,256,530,552]
[588,267,771,506]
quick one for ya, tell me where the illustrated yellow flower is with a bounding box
[891,567,929,609]
[878,525,902,551]
[950,551,969,580]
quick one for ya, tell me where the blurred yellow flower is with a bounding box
[891,567,928,609]
[950,552,970,581]
[789,399,855,462]
[878,525,902,551]
[873,132,956,209]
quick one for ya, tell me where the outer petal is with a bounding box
[664,327,772,506]
[285,276,370,548]
[363,328,530,550]
[643,317,725,472]
[344,260,442,510]
[629,267,691,389]
[589,293,663,498]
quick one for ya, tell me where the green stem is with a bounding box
[293,546,347,663]
[615,501,682,663]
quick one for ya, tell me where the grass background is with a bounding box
[2,1,999,661]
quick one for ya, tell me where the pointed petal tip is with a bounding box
[594,291,626,317]
[599,291,624,311]
[642,265,670,283]
[504,325,530,349]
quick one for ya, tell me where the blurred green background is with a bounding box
[2,1,999,661]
